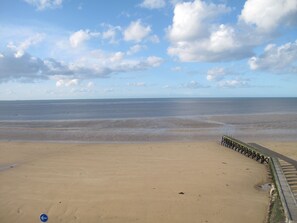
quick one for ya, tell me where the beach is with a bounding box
[1,98,296,222]
[0,141,270,223]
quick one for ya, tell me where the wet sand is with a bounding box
[0,113,296,142]
[0,141,269,223]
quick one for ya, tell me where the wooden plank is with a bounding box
[270,158,297,222]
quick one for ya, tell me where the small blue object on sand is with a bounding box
[40,213,48,222]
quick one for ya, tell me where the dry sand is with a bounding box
[0,141,269,223]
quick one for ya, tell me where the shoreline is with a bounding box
[0,113,296,143]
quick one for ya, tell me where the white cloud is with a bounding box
[168,25,251,62]
[248,40,297,73]
[56,78,79,87]
[218,79,248,88]
[182,81,207,89]
[24,0,63,10]
[209,25,237,52]
[69,29,99,48]
[0,24,163,85]
[167,0,252,62]
[240,0,297,32]
[110,52,125,62]
[124,20,151,42]
[206,67,226,81]
[127,82,146,87]
[62,81,95,93]
[127,44,146,55]
[167,0,230,42]
[146,56,163,67]
[102,25,121,44]
[205,67,248,88]
[0,53,4,58]
[7,33,44,58]
[140,0,166,9]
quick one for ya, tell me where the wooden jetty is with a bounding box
[220,135,269,164]
[221,135,297,223]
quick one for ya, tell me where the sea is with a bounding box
[0,98,296,142]
[0,98,297,121]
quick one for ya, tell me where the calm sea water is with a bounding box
[0,98,296,121]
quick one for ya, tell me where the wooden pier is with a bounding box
[221,135,297,223]
[220,135,269,164]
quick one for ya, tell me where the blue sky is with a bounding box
[0,0,296,100]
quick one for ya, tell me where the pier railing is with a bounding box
[220,135,270,164]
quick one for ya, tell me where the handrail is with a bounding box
[221,135,269,164]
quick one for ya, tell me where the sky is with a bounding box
[0,0,296,100]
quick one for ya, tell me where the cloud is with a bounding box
[56,78,79,87]
[127,44,146,55]
[24,0,63,10]
[248,40,297,74]
[182,80,207,89]
[145,56,163,67]
[7,33,44,58]
[69,30,99,48]
[239,0,297,32]
[109,52,125,62]
[124,20,151,42]
[102,25,121,44]
[167,0,230,42]
[58,81,95,93]
[168,25,252,62]
[218,79,249,88]
[205,67,249,88]
[206,67,227,81]
[0,49,163,83]
[167,0,296,63]
[140,0,166,9]
[209,25,237,52]
[0,51,49,82]
[127,82,146,87]
[167,0,253,62]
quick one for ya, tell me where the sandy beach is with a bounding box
[0,141,270,223]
